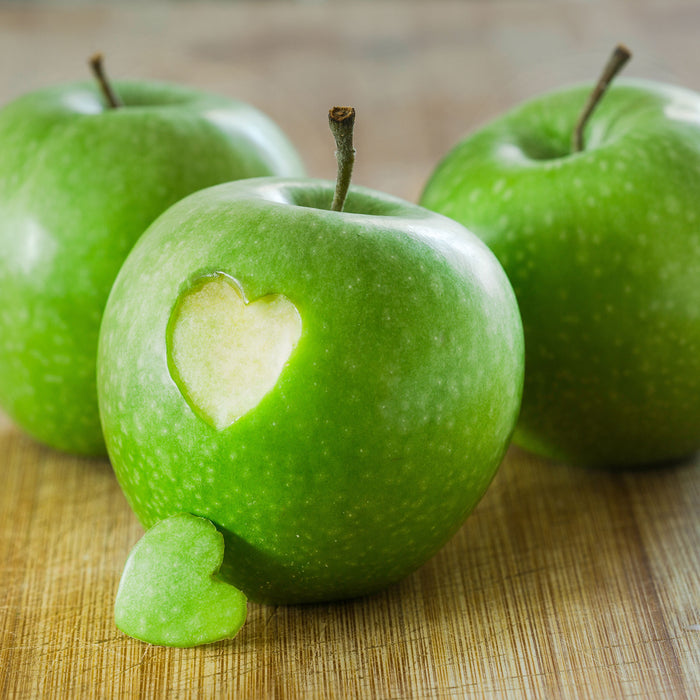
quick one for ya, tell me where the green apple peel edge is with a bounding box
[167,273,302,431]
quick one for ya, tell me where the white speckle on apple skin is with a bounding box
[665,195,680,213]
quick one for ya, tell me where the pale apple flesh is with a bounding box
[168,273,302,430]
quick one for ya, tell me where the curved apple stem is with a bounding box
[329,106,356,212]
[572,44,631,153]
[88,53,123,109]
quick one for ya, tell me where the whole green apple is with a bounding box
[421,74,700,467]
[0,69,304,455]
[97,177,524,604]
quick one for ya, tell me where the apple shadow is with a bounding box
[394,446,698,644]
[230,446,699,661]
[2,410,113,474]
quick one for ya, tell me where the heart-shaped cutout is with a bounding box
[168,273,302,430]
[114,513,247,647]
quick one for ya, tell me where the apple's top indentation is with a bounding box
[167,273,302,430]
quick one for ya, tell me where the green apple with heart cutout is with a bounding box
[421,45,700,468]
[98,107,524,605]
[115,513,247,647]
[0,55,304,455]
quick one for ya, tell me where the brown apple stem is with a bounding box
[88,53,123,109]
[572,44,631,153]
[329,106,356,212]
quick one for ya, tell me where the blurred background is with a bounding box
[1,0,698,202]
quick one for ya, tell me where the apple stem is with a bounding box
[572,44,631,153]
[329,106,356,212]
[88,53,123,109]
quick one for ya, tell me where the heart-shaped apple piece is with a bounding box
[168,273,302,430]
[114,513,247,647]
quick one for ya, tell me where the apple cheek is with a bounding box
[167,273,302,430]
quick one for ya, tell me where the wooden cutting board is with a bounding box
[2,411,699,698]
[1,2,699,697]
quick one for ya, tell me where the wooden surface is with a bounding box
[1,2,700,697]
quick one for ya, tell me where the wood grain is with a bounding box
[1,2,699,697]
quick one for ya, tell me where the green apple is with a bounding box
[421,70,700,467]
[97,176,524,604]
[0,68,304,455]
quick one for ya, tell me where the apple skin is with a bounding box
[114,513,248,648]
[0,80,304,455]
[97,178,524,604]
[421,78,700,468]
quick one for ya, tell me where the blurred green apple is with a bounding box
[421,49,700,467]
[0,60,304,455]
